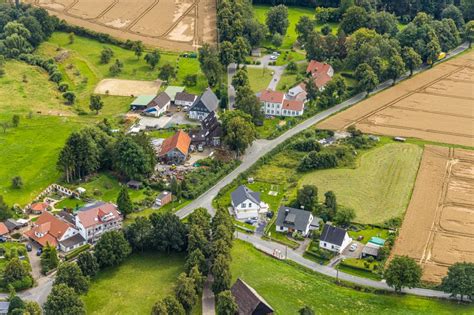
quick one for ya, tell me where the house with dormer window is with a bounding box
[76,202,123,244]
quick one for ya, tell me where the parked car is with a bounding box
[36,248,42,256]
[0,236,6,243]
[197,144,204,152]
[26,244,32,252]
[349,244,358,252]
[245,219,257,225]
[269,55,277,61]
[266,211,274,219]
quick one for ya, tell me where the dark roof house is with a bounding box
[320,224,347,246]
[231,185,261,207]
[188,88,219,120]
[189,112,223,146]
[231,278,274,315]
[175,92,197,104]
[276,206,313,232]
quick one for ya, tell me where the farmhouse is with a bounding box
[130,95,156,111]
[231,278,274,315]
[164,86,185,102]
[76,202,122,244]
[258,89,304,117]
[319,224,352,253]
[188,88,219,121]
[175,92,197,108]
[231,185,269,220]
[143,92,171,117]
[25,211,86,252]
[306,60,334,91]
[29,202,49,215]
[189,112,222,147]
[275,206,314,237]
[159,130,192,164]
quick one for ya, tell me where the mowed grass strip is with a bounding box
[83,252,185,315]
[300,143,423,224]
[231,241,473,314]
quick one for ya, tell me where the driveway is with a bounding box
[27,242,42,279]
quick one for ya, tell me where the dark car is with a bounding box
[266,211,274,219]
[26,244,32,252]
[0,236,6,243]
[36,248,42,256]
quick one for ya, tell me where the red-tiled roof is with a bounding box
[25,212,73,247]
[259,89,285,103]
[313,72,332,88]
[306,60,332,76]
[282,99,304,111]
[0,223,8,236]
[30,202,48,212]
[77,203,121,229]
[159,130,191,157]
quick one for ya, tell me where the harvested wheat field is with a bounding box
[392,145,474,282]
[94,79,161,96]
[318,51,474,147]
[25,0,216,51]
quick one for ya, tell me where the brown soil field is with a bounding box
[94,79,161,96]
[25,0,217,51]
[392,146,474,282]
[318,51,474,147]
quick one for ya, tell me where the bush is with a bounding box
[64,244,91,261]
[298,151,338,171]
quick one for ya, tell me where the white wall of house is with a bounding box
[281,108,304,117]
[188,110,209,121]
[58,227,79,242]
[175,99,195,107]
[319,233,352,253]
[233,199,260,220]
[262,101,282,116]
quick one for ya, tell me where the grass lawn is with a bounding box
[83,252,186,315]
[277,72,298,91]
[247,67,273,92]
[256,117,285,139]
[231,240,473,314]
[349,226,390,244]
[65,173,149,204]
[265,220,300,249]
[54,198,86,211]
[214,181,284,213]
[0,114,86,205]
[337,260,382,281]
[300,143,423,224]
[126,199,191,224]
[253,5,315,49]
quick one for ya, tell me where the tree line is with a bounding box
[57,123,156,183]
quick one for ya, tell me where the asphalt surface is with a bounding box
[5,43,468,305]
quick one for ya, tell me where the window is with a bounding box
[242,203,246,208]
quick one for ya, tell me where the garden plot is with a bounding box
[94,79,161,96]
[318,51,474,147]
[392,146,474,283]
[25,0,216,51]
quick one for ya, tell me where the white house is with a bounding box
[175,92,197,108]
[143,92,171,117]
[259,89,305,117]
[275,206,313,237]
[319,224,352,253]
[188,88,219,121]
[76,202,123,244]
[231,185,269,220]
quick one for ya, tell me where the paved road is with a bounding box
[177,42,470,219]
[236,233,452,299]
[202,275,216,315]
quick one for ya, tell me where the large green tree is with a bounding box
[54,262,89,294]
[216,290,238,315]
[296,185,318,211]
[355,63,379,95]
[89,95,104,114]
[113,136,155,180]
[94,230,131,268]
[212,254,231,294]
[117,186,133,219]
[149,212,187,253]
[125,216,153,252]
[386,54,406,85]
[266,5,289,35]
[174,273,198,313]
[340,6,369,34]
[385,256,422,292]
[44,284,85,315]
[441,262,474,301]
[221,110,256,156]
[235,85,264,126]
[465,21,474,48]
[145,50,161,69]
[402,47,422,76]
[77,251,99,278]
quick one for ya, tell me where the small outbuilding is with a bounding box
[0,301,10,315]
[130,95,156,111]
[231,278,274,315]
[29,202,49,215]
[361,242,380,259]
[164,86,185,102]
[155,191,173,207]
[127,180,143,190]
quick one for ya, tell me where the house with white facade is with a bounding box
[319,224,352,253]
[24,211,86,252]
[188,88,219,121]
[231,185,269,220]
[275,206,314,237]
[76,202,123,244]
[175,92,197,108]
[259,89,305,117]
[143,92,171,117]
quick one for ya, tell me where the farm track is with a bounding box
[123,0,160,32]
[159,2,198,38]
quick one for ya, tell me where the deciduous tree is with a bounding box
[54,262,89,294]
[441,262,474,301]
[44,284,85,315]
[266,5,289,35]
[94,230,131,268]
[216,290,238,315]
[385,256,422,292]
[77,251,99,278]
[89,95,104,114]
[145,50,161,69]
